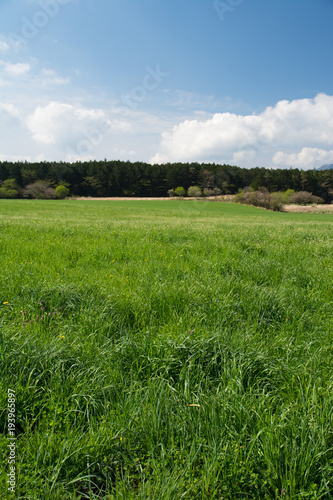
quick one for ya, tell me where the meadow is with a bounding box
[1,199,333,499]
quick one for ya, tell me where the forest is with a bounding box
[0,160,332,200]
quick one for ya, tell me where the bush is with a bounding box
[234,187,253,204]
[235,188,328,212]
[250,187,271,209]
[311,195,325,204]
[269,192,285,211]
[167,188,175,198]
[235,188,284,211]
[203,187,222,197]
[174,187,186,197]
[55,185,70,199]
[284,189,295,202]
[187,185,202,197]
[0,178,19,199]
[212,187,222,196]
[203,188,213,197]
[290,191,325,205]
[23,181,55,199]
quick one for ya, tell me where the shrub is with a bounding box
[23,181,55,199]
[187,185,202,197]
[235,187,270,209]
[311,195,325,204]
[234,187,253,204]
[0,178,19,199]
[203,188,213,197]
[174,186,186,197]
[284,189,295,202]
[234,189,246,204]
[269,192,285,211]
[203,187,222,197]
[55,185,70,199]
[290,191,313,205]
[167,188,175,197]
[235,188,284,211]
[290,191,325,205]
[250,187,270,209]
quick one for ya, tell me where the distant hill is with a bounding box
[318,164,333,170]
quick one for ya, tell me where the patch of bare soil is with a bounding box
[283,204,333,213]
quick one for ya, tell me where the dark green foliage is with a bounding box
[0,160,332,200]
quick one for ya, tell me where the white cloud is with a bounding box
[0,103,22,134]
[25,100,132,161]
[0,34,25,53]
[0,61,31,76]
[232,149,258,164]
[0,103,21,119]
[27,101,110,145]
[0,40,10,52]
[151,93,333,169]
[4,85,333,168]
[0,89,170,163]
[39,68,70,86]
[273,147,333,168]
[161,89,243,114]
[0,102,34,160]
[0,58,70,89]
[0,153,32,162]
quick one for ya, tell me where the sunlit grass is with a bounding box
[1,200,333,499]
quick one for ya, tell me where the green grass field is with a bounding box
[1,200,333,499]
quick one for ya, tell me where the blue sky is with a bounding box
[1,0,333,168]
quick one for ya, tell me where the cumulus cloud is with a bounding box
[0,102,34,159]
[25,101,132,163]
[151,93,333,169]
[27,101,117,145]
[0,61,31,76]
[273,147,333,168]
[0,93,168,163]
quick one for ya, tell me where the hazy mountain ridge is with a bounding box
[318,164,333,170]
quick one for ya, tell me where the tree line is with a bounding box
[0,160,332,201]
